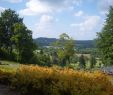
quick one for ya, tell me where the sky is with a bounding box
[0,0,113,40]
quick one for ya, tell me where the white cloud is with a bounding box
[36,15,54,31]
[19,0,82,16]
[98,0,113,14]
[2,0,22,3]
[20,0,52,16]
[71,16,100,32]
[0,6,5,13]
[70,15,101,39]
[74,10,83,16]
[33,15,56,38]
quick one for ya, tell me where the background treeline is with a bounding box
[34,37,95,49]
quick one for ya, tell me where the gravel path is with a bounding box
[0,84,20,95]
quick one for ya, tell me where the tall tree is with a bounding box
[96,6,113,65]
[90,55,96,68]
[53,33,75,65]
[79,55,86,69]
[11,23,35,63]
[0,9,23,53]
[0,9,36,63]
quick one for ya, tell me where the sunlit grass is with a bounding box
[0,60,20,72]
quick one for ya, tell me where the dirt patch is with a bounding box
[0,84,20,95]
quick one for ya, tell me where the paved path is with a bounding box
[0,84,20,95]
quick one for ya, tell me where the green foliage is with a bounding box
[11,23,36,63]
[0,9,23,53]
[52,51,59,64]
[29,51,51,66]
[71,54,79,64]
[52,33,75,66]
[0,49,16,60]
[0,9,37,63]
[79,55,86,68]
[96,6,113,65]
[90,55,96,68]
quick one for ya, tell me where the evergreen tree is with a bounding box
[96,6,113,65]
[90,55,96,68]
[79,55,86,68]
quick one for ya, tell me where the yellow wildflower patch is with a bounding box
[10,65,113,95]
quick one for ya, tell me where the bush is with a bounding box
[29,54,40,64]
[0,49,17,61]
[29,54,51,66]
[0,70,15,85]
[11,65,113,95]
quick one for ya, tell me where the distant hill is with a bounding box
[34,37,96,49]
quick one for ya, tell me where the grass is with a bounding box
[0,60,20,72]
[0,59,103,72]
[68,59,103,70]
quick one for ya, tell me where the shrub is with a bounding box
[0,49,16,61]
[11,65,113,95]
[0,70,15,85]
[29,54,51,66]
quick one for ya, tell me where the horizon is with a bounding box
[0,0,113,40]
[35,37,94,41]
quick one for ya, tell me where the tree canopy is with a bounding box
[96,6,113,65]
[52,33,75,66]
[0,9,36,63]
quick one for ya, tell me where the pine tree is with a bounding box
[90,55,96,68]
[79,55,86,68]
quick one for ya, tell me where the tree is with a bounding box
[52,33,75,66]
[90,55,96,68]
[96,6,113,66]
[51,51,58,64]
[11,23,36,63]
[57,49,66,66]
[0,9,36,63]
[0,9,23,54]
[79,55,86,69]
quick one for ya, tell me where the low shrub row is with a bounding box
[10,65,113,95]
[0,70,14,85]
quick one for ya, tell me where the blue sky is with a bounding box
[0,0,113,40]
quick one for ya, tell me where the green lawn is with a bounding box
[0,59,103,72]
[0,60,20,72]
